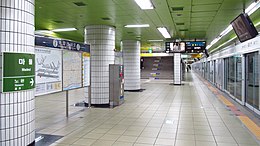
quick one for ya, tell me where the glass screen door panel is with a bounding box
[228,57,235,96]
[235,56,242,100]
[224,58,229,90]
[214,60,216,84]
[245,52,259,109]
[255,53,259,109]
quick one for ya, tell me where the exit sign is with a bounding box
[2,52,35,92]
[148,48,153,53]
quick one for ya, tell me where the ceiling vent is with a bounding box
[172,7,184,11]
[53,20,64,23]
[73,2,87,6]
[101,17,111,20]
[179,29,188,31]
[176,23,184,25]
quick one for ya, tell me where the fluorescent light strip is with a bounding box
[157,27,171,38]
[35,30,54,35]
[35,30,53,33]
[147,40,164,42]
[211,36,237,52]
[245,1,260,15]
[206,0,260,50]
[256,21,260,27]
[134,0,154,10]
[52,28,77,32]
[219,25,233,37]
[124,24,150,28]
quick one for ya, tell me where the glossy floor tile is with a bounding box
[35,72,260,146]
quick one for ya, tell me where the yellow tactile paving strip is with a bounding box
[217,95,234,107]
[200,76,260,140]
[206,83,219,94]
[238,116,260,140]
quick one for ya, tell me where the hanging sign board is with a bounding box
[35,37,90,52]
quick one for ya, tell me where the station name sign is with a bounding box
[2,52,35,92]
[35,36,90,53]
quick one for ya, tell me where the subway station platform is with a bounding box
[35,72,260,146]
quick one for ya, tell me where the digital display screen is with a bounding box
[231,13,258,43]
[165,42,186,53]
[185,41,206,53]
[165,41,206,53]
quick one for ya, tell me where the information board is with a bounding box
[82,52,90,87]
[185,41,206,53]
[35,36,90,92]
[35,36,90,52]
[2,52,35,92]
[35,47,62,96]
[63,50,82,90]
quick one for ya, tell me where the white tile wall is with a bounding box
[122,40,141,90]
[84,25,115,104]
[0,0,35,145]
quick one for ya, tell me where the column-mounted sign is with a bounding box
[2,52,35,92]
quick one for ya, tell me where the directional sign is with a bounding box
[3,76,35,92]
[2,52,35,92]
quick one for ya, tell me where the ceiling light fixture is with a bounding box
[52,28,77,32]
[210,36,237,52]
[219,25,233,37]
[157,27,171,38]
[147,40,164,42]
[255,21,260,27]
[134,0,154,10]
[245,1,260,15]
[35,30,54,35]
[206,0,260,50]
[124,24,150,28]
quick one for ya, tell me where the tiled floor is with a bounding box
[35,72,260,146]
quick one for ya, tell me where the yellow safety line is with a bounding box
[238,116,260,140]
[217,95,234,107]
[202,77,260,140]
[208,86,218,94]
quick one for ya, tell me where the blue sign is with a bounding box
[35,36,90,53]
[185,41,206,53]
[186,41,206,49]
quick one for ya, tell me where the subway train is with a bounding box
[192,35,260,115]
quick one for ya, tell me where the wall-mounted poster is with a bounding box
[82,52,90,87]
[35,47,62,96]
[63,50,82,90]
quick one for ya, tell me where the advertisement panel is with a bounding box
[35,47,62,96]
[63,50,82,90]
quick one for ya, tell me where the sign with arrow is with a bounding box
[2,52,35,92]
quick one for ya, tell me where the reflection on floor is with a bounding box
[35,72,260,146]
[35,88,86,132]
[35,133,63,146]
